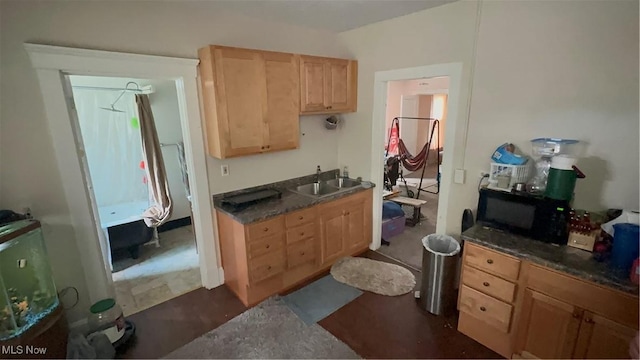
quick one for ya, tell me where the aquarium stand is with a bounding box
[0,304,68,358]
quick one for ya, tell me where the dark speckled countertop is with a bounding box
[213,169,374,224]
[462,225,639,295]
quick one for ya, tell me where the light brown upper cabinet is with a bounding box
[299,55,357,115]
[198,46,300,159]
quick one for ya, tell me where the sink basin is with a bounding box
[289,178,363,199]
[293,182,339,197]
[325,178,361,189]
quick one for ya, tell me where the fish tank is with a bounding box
[0,220,59,341]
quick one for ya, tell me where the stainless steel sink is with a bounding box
[325,178,361,189]
[293,182,340,197]
[290,178,363,198]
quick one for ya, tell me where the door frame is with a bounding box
[25,44,223,309]
[370,63,463,250]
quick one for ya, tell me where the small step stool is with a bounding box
[389,196,427,227]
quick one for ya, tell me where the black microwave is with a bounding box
[477,188,570,245]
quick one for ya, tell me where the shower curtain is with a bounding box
[73,89,147,207]
[136,94,173,227]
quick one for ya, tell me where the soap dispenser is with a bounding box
[343,166,349,179]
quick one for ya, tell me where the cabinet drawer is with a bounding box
[249,250,286,284]
[462,265,516,303]
[286,222,316,245]
[464,243,521,281]
[285,207,316,228]
[287,238,316,269]
[459,285,513,333]
[247,216,284,241]
[248,233,284,259]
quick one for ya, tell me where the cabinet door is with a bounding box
[262,52,300,152]
[344,199,369,251]
[319,205,346,265]
[325,59,353,112]
[573,312,636,359]
[516,289,582,359]
[300,56,327,113]
[214,47,265,157]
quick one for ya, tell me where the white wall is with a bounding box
[337,1,480,234]
[0,0,347,322]
[465,0,639,212]
[338,0,639,236]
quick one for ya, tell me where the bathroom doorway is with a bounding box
[69,75,200,316]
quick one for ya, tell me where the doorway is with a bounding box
[378,77,449,270]
[26,44,223,319]
[68,75,201,315]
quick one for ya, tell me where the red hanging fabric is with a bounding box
[398,139,429,172]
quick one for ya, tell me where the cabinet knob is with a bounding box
[300,232,304,236]
[573,312,581,318]
[261,146,265,150]
[266,145,271,149]
[328,106,332,109]
[483,282,490,287]
[267,266,272,270]
[298,216,304,220]
[263,227,269,232]
[301,252,305,256]
[486,259,494,264]
[480,306,486,312]
[585,317,594,323]
[266,244,270,249]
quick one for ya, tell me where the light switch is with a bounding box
[454,169,465,184]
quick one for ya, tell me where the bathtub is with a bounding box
[98,200,159,270]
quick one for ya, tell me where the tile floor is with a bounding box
[111,225,201,316]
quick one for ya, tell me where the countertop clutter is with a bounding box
[213,170,374,224]
[462,225,638,294]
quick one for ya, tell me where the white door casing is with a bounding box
[370,63,464,251]
[25,44,223,312]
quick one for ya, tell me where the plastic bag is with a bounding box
[602,211,640,237]
[422,234,461,256]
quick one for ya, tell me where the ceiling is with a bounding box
[209,0,457,33]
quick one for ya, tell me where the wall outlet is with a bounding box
[221,165,229,176]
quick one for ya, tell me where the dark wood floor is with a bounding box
[119,251,501,359]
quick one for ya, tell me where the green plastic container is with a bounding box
[544,155,584,201]
[545,168,577,201]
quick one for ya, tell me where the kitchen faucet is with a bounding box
[315,165,321,183]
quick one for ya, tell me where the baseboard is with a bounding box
[158,216,192,233]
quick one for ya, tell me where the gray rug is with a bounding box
[283,275,362,324]
[330,257,416,296]
[165,297,359,359]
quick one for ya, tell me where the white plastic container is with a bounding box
[488,162,531,192]
[88,298,126,343]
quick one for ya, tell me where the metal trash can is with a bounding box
[419,234,461,315]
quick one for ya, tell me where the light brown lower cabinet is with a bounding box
[458,242,639,359]
[515,289,583,359]
[516,288,637,359]
[216,189,372,306]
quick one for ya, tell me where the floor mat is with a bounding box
[330,257,416,296]
[283,275,362,324]
[165,297,359,359]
